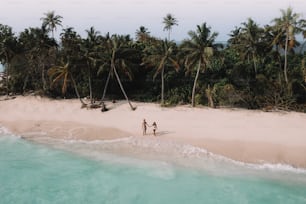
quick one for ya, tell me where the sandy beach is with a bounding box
[0,96,306,168]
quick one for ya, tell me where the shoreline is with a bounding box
[1,96,306,168]
[2,126,306,175]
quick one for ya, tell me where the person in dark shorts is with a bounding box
[152,122,157,136]
[142,119,148,136]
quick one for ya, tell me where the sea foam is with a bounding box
[1,128,305,175]
[44,135,306,175]
[0,126,11,135]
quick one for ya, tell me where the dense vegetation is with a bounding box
[1,8,306,111]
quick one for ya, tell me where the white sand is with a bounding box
[1,96,306,168]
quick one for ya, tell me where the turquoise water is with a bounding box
[1,132,306,204]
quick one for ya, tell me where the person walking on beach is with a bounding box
[142,119,148,136]
[152,122,157,136]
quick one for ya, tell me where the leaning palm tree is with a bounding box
[163,13,178,41]
[41,11,63,38]
[48,62,86,105]
[98,35,136,110]
[272,7,304,84]
[143,39,179,105]
[181,23,218,107]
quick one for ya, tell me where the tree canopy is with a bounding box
[0,8,305,112]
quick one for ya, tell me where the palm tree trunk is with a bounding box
[87,63,93,104]
[5,54,9,97]
[23,73,29,95]
[113,64,135,110]
[284,29,289,84]
[206,85,215,108]
[302,58,306,83]
[101,68,112,102]
[5,63,9,97]
[275,46,283,85]
[70,75,86,105]
[161,66,165,105]
[89,74,93,103]
[41,59,47,92]
[252,52,257,73]
[191,61,201,107]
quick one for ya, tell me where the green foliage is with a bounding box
[194,93,206,106]
[1,9,306,112]
[165,86,191,105]
[213,82,241,107]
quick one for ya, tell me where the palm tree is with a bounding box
[60,27,82,57]
[234,18,263,73]
[181,23,218,107]
[299,22,306,54]
[143,39,179,105]
[272,7,304,84]
[85,26,100,44]
[163,14,178,41]
[0,24,17,96]
[41,11,63,38]
[98,35,136,110]
[264,25,286,84]
[83,26,101,104]
[21,27,57,93]
[135,26,150,42]
[48,62,86,105]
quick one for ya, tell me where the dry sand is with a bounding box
[0,96,306,168]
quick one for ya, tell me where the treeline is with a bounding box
[0,8,306,111]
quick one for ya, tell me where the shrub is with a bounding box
[213,83,241,107]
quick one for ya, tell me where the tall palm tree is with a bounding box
[21,27,57,93]
[299,22,306,54]
[264,25,286,84]
[85,26,100,44]
[98,35,136,110]
[48,62,86,105]
[0,24,16,96]
[163,14,178,41]
[135,26,150,42]
[143,39,179,105]
[60,27,84,76]
[236,18,263,73]
[41,11,63,38]
[60,27,82,57]
[83,26,101,104]
[181,23,218,107]
[272,7,304,84]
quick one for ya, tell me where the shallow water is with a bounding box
[1,129,306,204]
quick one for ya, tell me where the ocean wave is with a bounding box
[56,136,306,174]
[0,126,11,135]
[61,136,133,144]
[246,162,306,174]
[176,144,306,174]
[0,126,21,139]
[2,129,305,174]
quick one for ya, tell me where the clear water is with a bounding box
[1,130,306,204]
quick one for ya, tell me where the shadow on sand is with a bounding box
[146,131,172,137]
